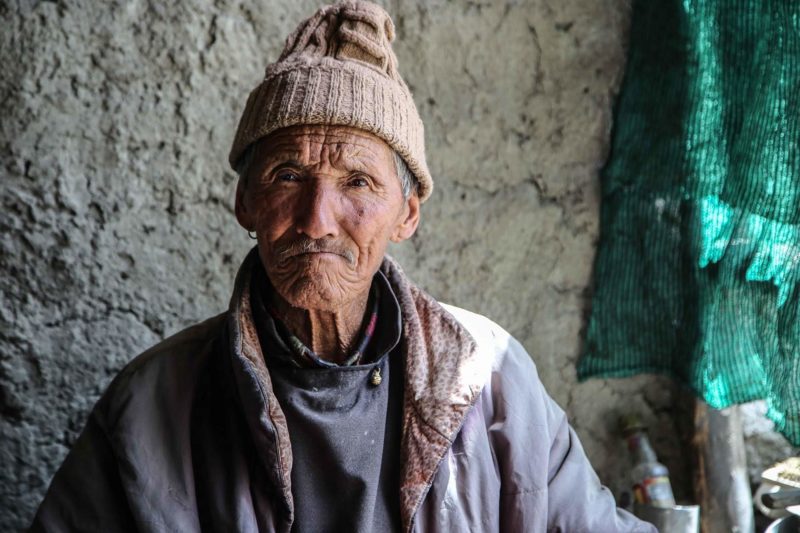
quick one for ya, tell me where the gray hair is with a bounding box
[393,151,416,199]
[236,145,417,199]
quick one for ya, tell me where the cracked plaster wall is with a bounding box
[1,0,794,529]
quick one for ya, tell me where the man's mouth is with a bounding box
[292,250,342,259]
[274,239,356,266]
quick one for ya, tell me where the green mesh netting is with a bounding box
[578,0,800,445]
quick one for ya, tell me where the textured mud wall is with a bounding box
[1,0,793,530]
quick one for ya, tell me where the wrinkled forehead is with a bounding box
[252,124,394,172]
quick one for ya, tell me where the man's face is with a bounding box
[235,124,420,311]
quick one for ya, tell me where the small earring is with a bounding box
[248,231,257,240]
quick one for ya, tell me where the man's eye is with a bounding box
[348,175,369,188]
[276,171,299,183]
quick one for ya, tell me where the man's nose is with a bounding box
[295,182,339,239]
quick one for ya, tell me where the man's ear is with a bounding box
[234,179,254,231]
[390,193,420,243]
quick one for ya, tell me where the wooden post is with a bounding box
[692,401,754,533]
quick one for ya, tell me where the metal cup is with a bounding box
[633,503,701,533]
[764,514,800,533]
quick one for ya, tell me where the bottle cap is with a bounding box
[619,413,647,436]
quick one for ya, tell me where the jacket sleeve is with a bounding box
[492,335,656,533]
[29,408,136,533]
[543,412,655,532]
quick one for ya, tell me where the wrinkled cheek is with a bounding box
[359,235,390,268]
[254,207,285,233]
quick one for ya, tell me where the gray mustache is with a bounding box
[274,238,356,265]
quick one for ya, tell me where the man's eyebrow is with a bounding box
[337,158,371,173]
[335,145,383,173]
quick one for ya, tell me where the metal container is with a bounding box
[765,514,800,533]
[634,503,701,533]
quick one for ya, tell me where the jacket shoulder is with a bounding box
[438,303,505,339]
[439,302,556,432]
[96,313,228,431]
[438,303,540,377]
[120,313,226,375]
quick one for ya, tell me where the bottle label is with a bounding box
[634,476,675,506]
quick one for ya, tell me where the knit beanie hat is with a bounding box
[229,0,433,202]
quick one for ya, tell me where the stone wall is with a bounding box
[1,0,793,530]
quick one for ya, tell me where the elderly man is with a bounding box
[32,1,654,532]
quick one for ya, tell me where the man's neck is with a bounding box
[269,289,370,365]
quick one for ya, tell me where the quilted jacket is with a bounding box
[31,251,654,532]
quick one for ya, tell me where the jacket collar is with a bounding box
[227,248,490,532]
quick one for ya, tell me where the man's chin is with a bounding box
[275,275,351,312]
